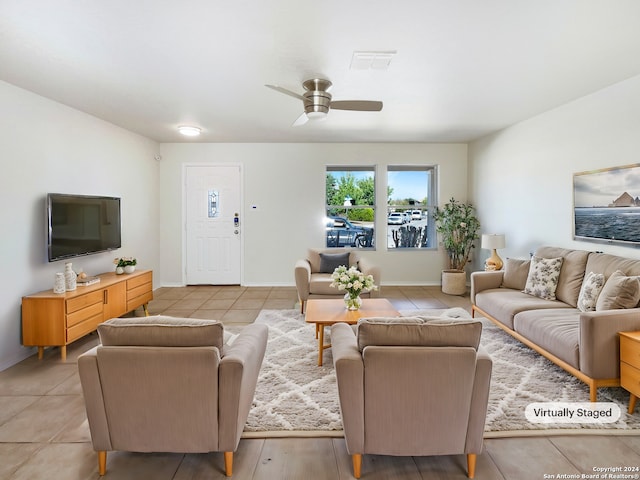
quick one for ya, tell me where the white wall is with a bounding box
[0,81,160,370]
[469,74,640,269]
[158,143,468,287]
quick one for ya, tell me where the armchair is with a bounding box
[294,248,381,313]
[78,316,268,477]
[331,317,492,478]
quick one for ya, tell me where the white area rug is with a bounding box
[242,309,640,438]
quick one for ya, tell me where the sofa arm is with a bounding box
[294,259,312,301]
[466,345,492,454]
[470,271,504,304]
[358,257,381,298]
[579,308,640,379]
[218,323,268,451]
[78,346,113,452]
[331,323,365,454]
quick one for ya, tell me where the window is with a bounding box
[387,166,437,249]
[325,166,375,249]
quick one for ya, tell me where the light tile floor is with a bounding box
[1,285,639,479]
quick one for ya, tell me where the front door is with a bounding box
[185,164,242,285]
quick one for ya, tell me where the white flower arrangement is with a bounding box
[113,256,137,268]
[330,265,378,299]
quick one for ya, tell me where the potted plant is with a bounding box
[114,256,137,274]
[433,197,481,295]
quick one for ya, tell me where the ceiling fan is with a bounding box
[265,78,383,126]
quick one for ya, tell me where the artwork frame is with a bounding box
[573,163,640,247]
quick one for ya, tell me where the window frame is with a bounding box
[386,165,438,250]
[325,166,376,250]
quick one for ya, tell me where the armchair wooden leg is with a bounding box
[352,453,362,479]
[224,451,233,477]
[98,451,107,476]
[467,453,477,478]
[301,300,305,314]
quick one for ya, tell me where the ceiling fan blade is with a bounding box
[330,100,383,112]
[292,112,308,126]
[265,84,306,101]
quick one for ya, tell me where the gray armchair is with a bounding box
[331,317,492,478]
[294,248,381,313]
[78,316,268,477]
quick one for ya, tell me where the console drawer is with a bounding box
[621,334,640,370]
[67,291,103,315]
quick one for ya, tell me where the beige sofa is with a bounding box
[331,317,492,479]
[471,246,640,401]
[78,316,268,477]
[294,248,381,313]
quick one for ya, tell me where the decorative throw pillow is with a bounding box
[595,270,640,310]
[577,271,605,312]
[522,255,564,300]
[318,252,350,273]
[502,258,531,290]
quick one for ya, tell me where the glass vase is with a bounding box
[344,293,362,311]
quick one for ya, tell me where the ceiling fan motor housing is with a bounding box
[303,90,331,115]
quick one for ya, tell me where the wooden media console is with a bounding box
[22,269,153,360]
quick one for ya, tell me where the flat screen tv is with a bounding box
[47,193,121,262]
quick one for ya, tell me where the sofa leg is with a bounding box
[352,454,362,478]
[98,451,106,476]
[590,384,597,402]
[224,451,233,477]
[467,453,476,478]
[300,300,305,314]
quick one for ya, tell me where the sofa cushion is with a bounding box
[585,252,640,279]
[535,247,589,306]
[512,309,580,369]
[318,252,350,273]
[577,271,605,312]
[309,272,339,295]
[98,316,224,349]
[307,248,357,273]
[475,289,571,329]
[523,255,564,300]
[595,270,640,310]
[502,258,531,290]
[357,317,482,352]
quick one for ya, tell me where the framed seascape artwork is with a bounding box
[573,163,640,247]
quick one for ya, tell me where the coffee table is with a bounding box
[305,298,399,366]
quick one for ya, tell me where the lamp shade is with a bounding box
[481,234,505,250]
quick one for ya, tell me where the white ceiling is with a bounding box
[2,0,640,143]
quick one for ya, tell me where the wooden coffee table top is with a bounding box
[305,298,399,325]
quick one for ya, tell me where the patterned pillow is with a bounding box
[522,255,564,300]
[577,271,605,312]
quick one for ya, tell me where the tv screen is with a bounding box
[47,193,121,262]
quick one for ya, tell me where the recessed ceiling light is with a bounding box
[178,125,201,136]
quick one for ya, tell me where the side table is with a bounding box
[619,331,640,414]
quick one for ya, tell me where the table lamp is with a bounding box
[482,234,505,271]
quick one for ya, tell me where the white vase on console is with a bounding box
[64,263,77,291]
[124,265,135,274]
[53,273,66,294]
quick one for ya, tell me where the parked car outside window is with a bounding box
[388,212,404,225]
[326,216,374,248]
[411,210,422,220]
